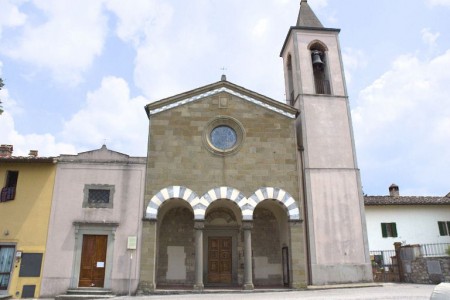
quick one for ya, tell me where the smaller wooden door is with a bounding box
[79,235,107,288]
[208,237,232,284]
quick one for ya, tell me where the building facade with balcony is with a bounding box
[0,145,57,299]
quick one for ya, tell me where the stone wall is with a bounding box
[157,207,195,285]
[252,207,283,286]
[403,256,450,284]
[146,92,300,206]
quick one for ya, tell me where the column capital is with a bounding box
[289,219,303,225]
[194,221,205,230]
[142,218,157,223]
[242,221,253,230]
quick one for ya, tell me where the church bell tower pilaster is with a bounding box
[280,0,373,285]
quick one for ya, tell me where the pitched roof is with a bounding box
[296,0,323,28]
[0,156,56,163]
[144,79,298,119]
[364,195,450,206]
[58,145,146,164]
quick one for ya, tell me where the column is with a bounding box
[193,221,205,291]
[242,221,254,290]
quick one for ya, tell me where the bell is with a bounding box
[311,50,324,67]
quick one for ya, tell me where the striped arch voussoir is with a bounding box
[194,187,247,220]
[145,186,199,220]
[247,187,301,221]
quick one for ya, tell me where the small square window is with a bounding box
[88,189,110,204]
[83,185,114,208]
[381,222,398,238]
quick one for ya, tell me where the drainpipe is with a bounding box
[299,145,312,285]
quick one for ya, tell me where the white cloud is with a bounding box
[128,1,220,100]
[0,0,107,85]
[421,28,440,56]
[353,50,450,195]
[310,0,328,10]
[421,28,440,47]
[105,0,173,47]
[62,76,149,156]
[342,48,368,85]
[427,0,450,7]
[0,0,27,38]
[252,18,269,38]
[0,85,76,156]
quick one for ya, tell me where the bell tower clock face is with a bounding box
[210,125,237,150]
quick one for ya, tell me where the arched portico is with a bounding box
[146,186,301,222]
[247,187,301,221]
[143,186,302,290]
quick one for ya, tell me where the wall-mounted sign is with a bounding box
[127,236,137,250]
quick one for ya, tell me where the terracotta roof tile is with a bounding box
[0,156,56,163]
[364,195,450,206]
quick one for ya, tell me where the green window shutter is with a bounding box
[446,222,450,236]
[391,223,398,237]
[438,222,446,236]
[381,223,387,238]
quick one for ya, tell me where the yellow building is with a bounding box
[0,145,56,299]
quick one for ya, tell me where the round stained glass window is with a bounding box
[210,125,237,150]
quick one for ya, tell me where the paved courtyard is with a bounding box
[111,283,436,300]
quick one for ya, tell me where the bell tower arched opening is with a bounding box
[309,42,331,95]
[287,54,295,105]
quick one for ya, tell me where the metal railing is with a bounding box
[420,243,450,257]
[0,186,15,202]
[370,250,397,268]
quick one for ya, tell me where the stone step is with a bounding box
[66,288,112,295]
[55,295,115,300]
[0,295,12,300]
[55,289,115,300]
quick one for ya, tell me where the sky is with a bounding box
[0,0,449,197]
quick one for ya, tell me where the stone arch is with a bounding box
[307,39,328,52]
[247,187,301,221]
[145,186,199,220]
[196,187,247,220]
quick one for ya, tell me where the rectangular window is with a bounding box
[88,189,110,204]
[438,221,450,236]
[83,184,114,208]
[381,222,398,238]
[1,171,19,202]
[0,246,15,290]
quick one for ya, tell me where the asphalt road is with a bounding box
[111,283,436,300]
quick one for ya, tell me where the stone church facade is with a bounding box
[138,0,372,292]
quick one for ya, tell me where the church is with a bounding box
[138,0,372,292]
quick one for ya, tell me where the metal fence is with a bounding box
[420,243,450,257]
[370,243,450,282]
[370,250,397,269]
[370,249,400,282]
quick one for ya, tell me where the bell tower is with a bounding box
[280,0,372,285]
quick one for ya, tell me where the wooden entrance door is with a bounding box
[208,237,232,283]
[79,235,107,287]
